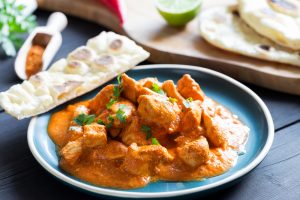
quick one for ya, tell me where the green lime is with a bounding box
[156,0,202,27]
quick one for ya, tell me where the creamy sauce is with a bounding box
[48,98,249,189]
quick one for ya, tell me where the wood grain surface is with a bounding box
[0,10,300,200]
[36,0,300,95]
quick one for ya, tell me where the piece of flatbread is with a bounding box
[199,6,300,67]
[0,31,150,119]
[238,0,300,50]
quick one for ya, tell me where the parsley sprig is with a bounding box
[141,125,160,145]
[0,0,36,56]
[73,114,95,126]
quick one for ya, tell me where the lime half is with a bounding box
[156,0,202,26]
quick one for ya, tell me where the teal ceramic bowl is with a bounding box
[27,65,274,198]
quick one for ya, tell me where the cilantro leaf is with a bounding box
[117,74,122,85]
[116,105,127,123]
[113,85,121,98]
[106,98,117,109]
[151,138,160,145]
[141,125,152,140]
[74,114,95,126]
[186,97,193,102]
[113,74,123,98]
[97,119,105,125]
[106,115,114,128]
[183,97,194,108]
[151,83,165,95]
[0,0,36,56]
[168,97,178,104]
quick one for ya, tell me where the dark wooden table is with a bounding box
[0,10,300,200]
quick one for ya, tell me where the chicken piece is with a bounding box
[137,95,181,134]
[202,110,228,148]
[138,86,158,96]
[121,116,149,146]
[89,85,114,115]
[175,127,206,146]
[82,123,107,148]
[121,74,142,103]
[161,80,185,106]
[100,140,128,160]
[68,125,84,141]
[138,77,159,88]
[122,143,174,176]
[177,74,205,101]
[180,100,202,132]
[177,136,210,168]
[60,138,83,165]
[97,99,136,130]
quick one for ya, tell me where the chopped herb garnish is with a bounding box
[73,114,95,126]
[183,97,194,108]
[106,98,117,109]
[113,85,121,98]
[113,74,123,98]
[107,74,123,108]
[151,83,165,95]
[186,97,193,102]
[106,115,114,128]
[141,125,152,140]
[117,74,122,84]
[141,125,160,144]
[151,138,160,145]
[97,119,105,125]
[116,104,127,123]
[0,0,37,56]
[168,97,178,104]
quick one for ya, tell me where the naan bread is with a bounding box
[238,0,300,50]
[0,31,150,119]
[199,6,300,67]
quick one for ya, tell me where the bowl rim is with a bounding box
[27,64,274,198]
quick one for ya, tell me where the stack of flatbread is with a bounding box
[0,31,150,119]
[199,0,300,67]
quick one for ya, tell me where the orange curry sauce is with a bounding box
[48,74,249,189]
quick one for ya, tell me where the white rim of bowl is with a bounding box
[27,64,274,198]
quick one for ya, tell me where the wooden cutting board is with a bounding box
[37,0,300,95]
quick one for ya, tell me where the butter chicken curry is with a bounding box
[48,73,249,189]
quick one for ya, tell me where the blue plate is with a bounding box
[27,65,274,198]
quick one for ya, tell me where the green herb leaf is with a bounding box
[74,114,95,126]
[116,105,127,123]
[0,0,36,56]
[151,83,165,95]
[168,97,178,104]
[186,97,193,102]
[183,97,193,108]
[106,98,117,109]
[117,74,122,85]
[151,138,160,145]
[113,74,123,98]
[113,85,121,98]
[141,125,152,140]
[97,119,105,125]
[106,115,114,128]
